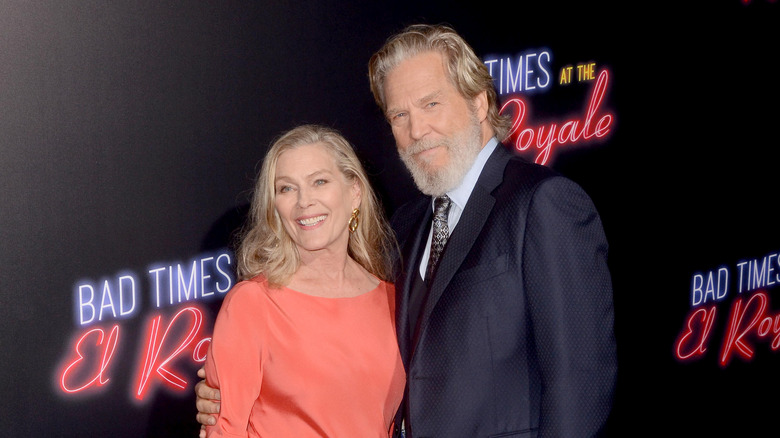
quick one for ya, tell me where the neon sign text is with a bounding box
[675,291,780,365]
[484,50,553,95]
[59,325,120,394]
[148,252,233,308]
[57,250,231,402]
[720,291,780,366]
[500,69,613,165]
[76,252,232,326]
[135,306,208,400]
[675,306,717,361]
[77,273,139,325]
[676,249,780,367]
[736,253,780,293]
[559,62,599,85]
[691,267,729,306]
[57,306,209,401]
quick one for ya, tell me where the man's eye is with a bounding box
[390,112,406,122]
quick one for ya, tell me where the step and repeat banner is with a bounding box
[2,1,777,436]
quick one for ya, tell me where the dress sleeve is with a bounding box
[205,280,267,438]
[523,176,617,437]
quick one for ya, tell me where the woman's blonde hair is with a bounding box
[236,124,395,286]
[368,23,511,141]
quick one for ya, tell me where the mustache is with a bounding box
[404,138,449,156]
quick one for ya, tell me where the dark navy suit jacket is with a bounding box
[391,144,616,437]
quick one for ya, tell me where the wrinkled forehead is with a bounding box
[384,52,451,101]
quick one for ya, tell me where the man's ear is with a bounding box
[473,90,489,123]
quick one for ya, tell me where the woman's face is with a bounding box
[273,142,361,257]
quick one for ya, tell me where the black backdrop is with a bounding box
[2,1,778,436]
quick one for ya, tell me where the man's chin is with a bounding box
[413,171,454,197]
[402,156,455,195]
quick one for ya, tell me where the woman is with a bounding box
[203,125,405,437]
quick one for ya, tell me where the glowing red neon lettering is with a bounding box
[193,337,211,363]
[719,291,780,366]
[135,306,203,400]
[500,69,613,165]
[60,325,120,393]
[675,306,716,360]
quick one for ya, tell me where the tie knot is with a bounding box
[433,195,451,219]
[427,194,452,282]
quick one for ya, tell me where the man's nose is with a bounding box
[409,111,431,141]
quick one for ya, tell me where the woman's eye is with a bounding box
[314,179,327,186]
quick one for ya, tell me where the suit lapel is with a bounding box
[396,200,432,366]
[415,145,513,344]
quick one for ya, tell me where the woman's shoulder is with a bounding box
[220,275,273,308]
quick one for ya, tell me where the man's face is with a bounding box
[383,51,486,196]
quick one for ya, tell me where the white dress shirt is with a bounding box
[418,137,499,279]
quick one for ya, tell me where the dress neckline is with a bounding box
[280,279,385,300]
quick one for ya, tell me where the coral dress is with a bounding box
[204,275,405,437]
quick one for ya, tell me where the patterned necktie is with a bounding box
[425,195,452,281]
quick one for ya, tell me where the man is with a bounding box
[197,24,616,437]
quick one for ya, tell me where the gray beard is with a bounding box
[399,119,483,197]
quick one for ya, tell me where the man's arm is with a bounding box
[195,366,220,431]
[523,176,617,436]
